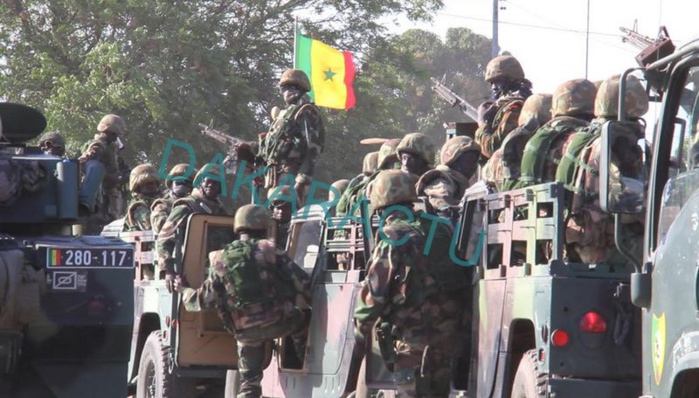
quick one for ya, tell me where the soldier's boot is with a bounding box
[78,159,105,213]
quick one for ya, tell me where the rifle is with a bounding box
[430,76,480,122]
[619,25,674,67]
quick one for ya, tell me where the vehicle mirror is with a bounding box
[599,120,646,214]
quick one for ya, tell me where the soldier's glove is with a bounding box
[164,272,177,294]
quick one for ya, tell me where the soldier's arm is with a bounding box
[155,206,190,273]
[353,242,393,335]
[423,177,458,213]
[295,108,322,184]
[131,205,152,231]
[150,201,168,234]
[79,141,105,162]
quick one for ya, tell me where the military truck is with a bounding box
[0,103,136,397]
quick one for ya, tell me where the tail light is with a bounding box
[579,311,607,333]
[551,329,570,347]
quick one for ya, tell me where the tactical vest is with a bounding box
[554,128,599,214]
[511,116,589,190]
[260,103,325,165]
[414,214,470,293]
[214,239,297,323]
[336,171,378,216]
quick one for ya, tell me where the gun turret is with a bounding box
[431,77,480,122]
[620,25,675,67]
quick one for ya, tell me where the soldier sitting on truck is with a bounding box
[175,204,311,398]
[396,132,435,177]
[123,163,161,232]
[37,131,67,157]
[150,163,194,234]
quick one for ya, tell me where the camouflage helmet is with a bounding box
[377,139,401,170]
[485,55,525,83]
[551,78,597,118]
[0,156,21,206]
[329,179,350,202]
[440,136,481,166]
[97,114,126,135]
[37,131,65,148]
[517,93,553,127]
[234,204,270,233]
[594,74,649,119]
[396,133,436,166]
[362,152,379,175]
[166,163,194,188]
[129,163,159,192]
[194,163,223,185]
[369,170,418,210]
[279,69,312,92]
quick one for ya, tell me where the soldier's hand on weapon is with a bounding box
[477,101,497,128]
[173,275,187,293]
[164,271,177,293]
[234,141,257,164]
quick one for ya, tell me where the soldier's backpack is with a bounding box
[554,128,599,215]
[336,171,378,216]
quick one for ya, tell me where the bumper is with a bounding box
[548,377,641,398]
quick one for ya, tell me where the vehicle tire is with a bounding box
[224,370,241,398]
[510,349,547,398]
[136,331,198,398]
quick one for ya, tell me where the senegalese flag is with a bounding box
[295,33,356,110]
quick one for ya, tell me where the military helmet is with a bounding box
[594,74,649,119]
[129,163,159,192]
[377,139,401,170]
[329,179,350,202]
[440,136,481,166]
[362,152,379,175]
[518,93,553,127]
[396,133,436,166]
[97,114,126,135]
[234,204,270,233]
[194,163,223,185]
[0,156,21,206]
[369,170,418,210]
[485,55,525,83]
[38,131,65,148]
[551,78,597,118]
[279,69,312,92]
[166,163,194,188]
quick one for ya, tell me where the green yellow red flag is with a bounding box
[295,33,356,110]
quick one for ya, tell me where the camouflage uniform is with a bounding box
[150,163,194,234]
[475,55,532,159]
[396,133,436,177]
[417,136,481,216]
[328,179,350,202]
[156,164,231,275]
[354,170,465,398]
[482,93,553,190]
[258,69,324,208]
[566,74,649,264]
[123,164,160,231]
[37,131,66,157]
[178,205,311,398]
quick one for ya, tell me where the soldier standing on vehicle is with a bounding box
[396,132,435,177]
[123,164,160,232]
[475,55,532,159]
[77,114,129,232]
[174,204,311,398]
[156,164,231,291]
[37,131,67,157]
[417,136,481,218]
[150,163,194,234]
[354,170,463,398]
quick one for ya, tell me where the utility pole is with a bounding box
[492,0,500,57]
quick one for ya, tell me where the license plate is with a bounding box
[46,248,134,268]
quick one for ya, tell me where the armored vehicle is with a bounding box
[0,103,135,397]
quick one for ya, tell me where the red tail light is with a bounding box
[551,329,570,347]
[579,311,607,333]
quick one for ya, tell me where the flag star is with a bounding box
[324,68,336,81]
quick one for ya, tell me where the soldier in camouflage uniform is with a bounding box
[482,93,552,190]
[123,164,160,231]
[396,133,435,177]
[37,131,66,157]
[328,179,350,202]
[247,69,324,209]
[156,164,232,290]
[475,55,533,159]
[354,170,466,398]
[78,114,129,232]
[417,136,481,218]
[174,204,311,398]
[150,163,194,234]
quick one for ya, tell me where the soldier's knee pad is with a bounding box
[79,160,106,210]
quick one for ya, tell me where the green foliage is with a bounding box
[0,1,491,186]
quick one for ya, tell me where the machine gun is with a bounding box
[620,25,675,67]
[431,76,480,122]
[198,122,249,175]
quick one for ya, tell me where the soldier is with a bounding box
[396,133,435,177]
[156,164,231,290]
[354,170,464,398]
[475,55,533,159]
[123,164,160,232]
[150,163,194,234]
[362,151,379,177]
[417,136,481,218]
[174,204,311,398]
[328,179,350,202]
[37,131,66,157]
[243,69,324,209]
[78,114,129,232]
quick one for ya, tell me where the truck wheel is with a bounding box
[224,370,241,398]
[136,331,197,398]
[510,349,546,398]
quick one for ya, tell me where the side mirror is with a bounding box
[599,120,647,214]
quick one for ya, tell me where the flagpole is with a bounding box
[293,17,298,69]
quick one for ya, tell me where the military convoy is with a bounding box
[0,103,135,397]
